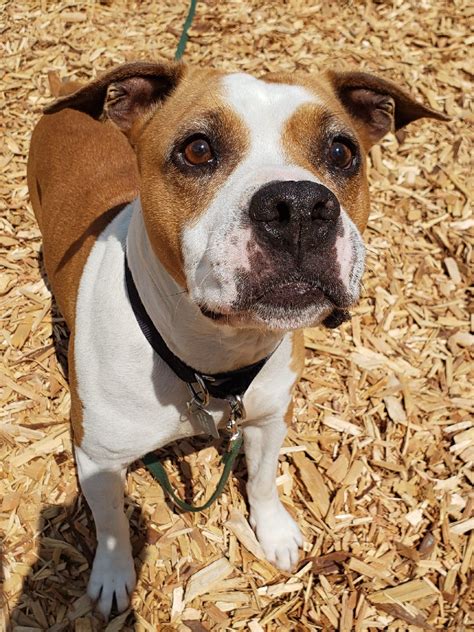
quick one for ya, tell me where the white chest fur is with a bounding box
[74,202,296,468]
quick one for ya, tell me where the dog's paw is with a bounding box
[88,544,136,618]
[250,502,303,572]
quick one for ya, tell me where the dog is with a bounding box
[27,60,447,616]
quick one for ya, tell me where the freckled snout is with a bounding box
[248,180,340,260]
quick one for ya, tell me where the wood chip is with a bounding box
[310,551,351,574]
[369,578,439,604]
[348,557,393,581]
[326,453,350,484]
[375,603,433,630]
[292,451,330,517]
[444,257,462,284]
[225,509,266,560]
[184,558,233,603]
[383,396,407,423]
[322,415,362,436]
[449,518,474,536]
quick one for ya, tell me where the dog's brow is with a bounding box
[320,110,338,124]
[179,109,227,135]
[317,110,344,128]
[291,106,345,133]
[315,109,358,142]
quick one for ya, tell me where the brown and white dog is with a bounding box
[27,61,447,616]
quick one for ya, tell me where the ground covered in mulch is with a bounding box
[1,1,472,630]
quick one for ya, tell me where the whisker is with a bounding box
[166,289,188,297]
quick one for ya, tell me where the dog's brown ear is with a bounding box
[327,70,449,148]
[44,61,184,134]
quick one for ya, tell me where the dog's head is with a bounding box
[46,61,447,331]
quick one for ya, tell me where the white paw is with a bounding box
[88,543,136,618]
[250,501,303,571]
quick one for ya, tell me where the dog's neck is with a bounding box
[126,200,283,374]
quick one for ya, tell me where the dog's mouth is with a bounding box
[199,278,353,329]
[256,281,326,308]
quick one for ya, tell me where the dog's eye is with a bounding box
[329,139,354,169]
[183,137,214,166]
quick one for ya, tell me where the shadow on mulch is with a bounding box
[8,490,148,631]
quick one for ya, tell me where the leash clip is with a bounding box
[226,395,246,448]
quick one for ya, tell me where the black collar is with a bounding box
[124,255,269,400]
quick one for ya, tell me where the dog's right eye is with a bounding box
[183,136,214,166]
[329,138,355,170]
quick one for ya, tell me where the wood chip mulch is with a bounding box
[1,1,472,630]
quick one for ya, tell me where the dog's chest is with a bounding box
[73,204,295,467]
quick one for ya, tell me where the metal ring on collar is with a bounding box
[187,373,210,409]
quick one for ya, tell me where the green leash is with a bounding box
[142,0,245,513]
[174,0,198,61]
[143,433,243,513]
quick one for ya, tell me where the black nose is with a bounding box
[248,180,340,257]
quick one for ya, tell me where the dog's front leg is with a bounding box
[75,446,136,617]
[243,420,303,571]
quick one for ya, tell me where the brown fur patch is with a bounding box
[27,109,140,444]
[285,330,305,426]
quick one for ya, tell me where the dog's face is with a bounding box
[141,70,368,331]
[47,62,446,331]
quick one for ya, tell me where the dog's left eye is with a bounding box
[329,139,355,170]
[183,137,214,166]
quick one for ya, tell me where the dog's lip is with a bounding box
[199,306,225,320]
[199,280,344,321]
[256,281,325,307]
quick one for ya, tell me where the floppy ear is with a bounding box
[44,61,185,135]
[327,70,449,148]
